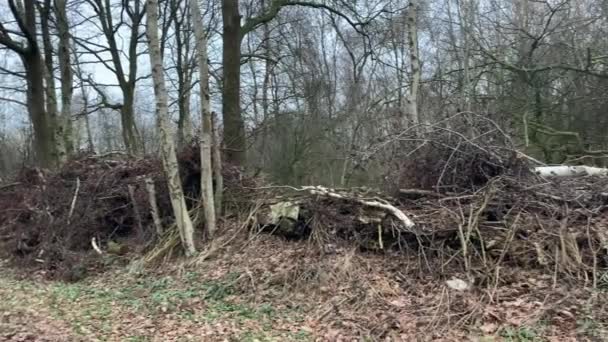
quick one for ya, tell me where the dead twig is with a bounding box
[67,178,81,224]
[0,182,21,190]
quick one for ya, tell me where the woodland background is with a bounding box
[2,0,607,183]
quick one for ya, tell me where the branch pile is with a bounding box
[0,154,165,279]
[249,115,608,282]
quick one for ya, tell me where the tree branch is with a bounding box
[241,0,367,37]
[0,22,27,54]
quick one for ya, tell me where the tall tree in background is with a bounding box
[0,0,55,167]
[146,0,197,255]
[80,0,146,155]
[168,0,195,147]
[55,0,74,156]
[221,0,246,165]
[39,0,65,163]
[3,0,608,182]
[405,0,421,129]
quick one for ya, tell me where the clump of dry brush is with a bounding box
[1,114,607,286]
[248,113,608,285]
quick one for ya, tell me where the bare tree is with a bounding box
[146,0,197,255]
[78,0,146,154]
[167,0,195,147]
[0,0,55,167]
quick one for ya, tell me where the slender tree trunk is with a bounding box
[405,0,421,129]
[177,83,194,147]
[55,0,74,155]
[121,92,140,154]
[175,7,193,148]
[260,16,271,169]
[191,0,217,237]
[146,0,197,255]
[211,113,223,216]
[73,44,95,152]
[84,112,95,152]
[222,0,247,166]
[459,0,473,112]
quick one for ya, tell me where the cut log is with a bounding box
[533,166,608,177]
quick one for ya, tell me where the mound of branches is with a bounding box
[371,113,526,193]
[248,115,608,284]
[0,148,216,279]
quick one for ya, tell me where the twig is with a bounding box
[91,237,103,255]
[399,188,443,198]
[67,178,81,224]
[0,182,21,190]
[87,150,132,159]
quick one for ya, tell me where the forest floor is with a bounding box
[1,235,607,342]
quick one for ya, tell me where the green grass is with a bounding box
[499,326,543,342]
[0,270,309,340]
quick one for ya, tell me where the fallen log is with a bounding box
[301,186,415,228]
[534,165,608,177]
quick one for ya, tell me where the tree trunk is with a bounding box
[212,113,223,216]
[260,13,271,170]
[19,0,55,168]
[222,0,247,166]
[405,0,421,129]
[24,51,55,168]
[177,84,194,147]
[175,5,193,148]
[146,0,197,255]
[121,92,140,154]
[55,0,74,155]
[191,0,217,237]
[40,0,65,165]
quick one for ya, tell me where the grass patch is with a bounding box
[499,326,542,342]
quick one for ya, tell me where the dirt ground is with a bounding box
[1,235,607,342]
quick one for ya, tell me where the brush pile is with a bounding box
[251,114,608,283]
[1,114,607,284]
[0,153,165,279]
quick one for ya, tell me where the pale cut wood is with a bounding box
[302,186,415,228]
[534,166,608,177]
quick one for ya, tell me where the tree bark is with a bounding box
[174,0,194,148]
[405,0,421,129]
[212,113,224,216]
[55,0,74,155]
[146,0,197,255]
[4,0,57,168]
[191,0,217,237]
[121,92,140,154]
[40,0,65,165]
[222,0,247,165]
